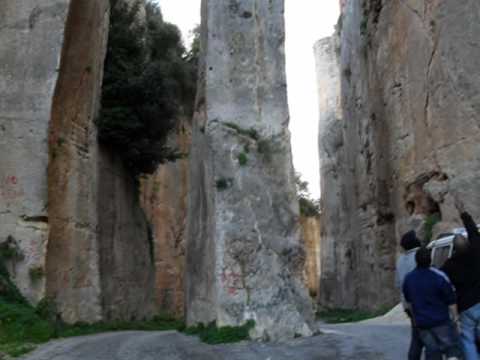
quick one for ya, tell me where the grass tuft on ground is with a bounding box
[0,299,55,357]
[183,320,255,345]
[0,278,254,357]
[57,315,185,338]
[0,299,186,358]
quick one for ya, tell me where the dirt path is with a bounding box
[21,307,410,360]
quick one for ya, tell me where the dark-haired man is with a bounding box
[403,247,463,360]
[396,230,423,360]
[442,199,480,360]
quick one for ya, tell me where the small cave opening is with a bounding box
[405,182,443,244]
[405,180,442,218]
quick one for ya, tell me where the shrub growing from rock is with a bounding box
[97,0,198,176]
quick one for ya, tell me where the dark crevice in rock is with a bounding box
[21,216,48,223]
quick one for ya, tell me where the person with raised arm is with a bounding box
[442,197,480,360]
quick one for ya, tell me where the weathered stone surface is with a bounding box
[314,35,352,309]
[186,0,314,341]
[0,0,71,304]
[97,148,155,321]
[317,0,480,310]
[45,0,109,323]
[300,216,321,300]
[141,120,191,318]
[46,0,155,323]
[1,0,155,323]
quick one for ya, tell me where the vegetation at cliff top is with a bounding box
[97,0,198,176]
[295,173,320,217]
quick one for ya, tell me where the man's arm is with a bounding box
[438,271,459,327]
[455,196,480,242]
[449,303,459,322]
[460,212,480,243]
[449,304,461,332]
[405,302,415,324]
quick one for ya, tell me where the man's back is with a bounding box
[442,211,480,313]
[403,267,455,329]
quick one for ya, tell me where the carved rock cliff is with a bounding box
[141,119,191,318]
[0,0,155,322]
[186,0,314,340]
[317,0,480,310]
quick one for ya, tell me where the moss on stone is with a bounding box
[238,152,248,166]
[183,320,255,344]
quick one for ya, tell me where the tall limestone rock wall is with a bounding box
[141,119,191,318]
[96,148,155,321]
[314,36,348,308]
[0,0,61,304]
[0,0,155,322]
[186,0,314,340]
[46,0,109,322]
[0,0,72,304]
[317,0,480,310]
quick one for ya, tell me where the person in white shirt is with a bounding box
[395,230,423,360]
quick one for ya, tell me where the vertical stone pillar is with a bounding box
[186,0,314,341]
[46,0,110,323]
[314,36,350,308]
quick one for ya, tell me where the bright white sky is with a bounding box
[158,1,340,199]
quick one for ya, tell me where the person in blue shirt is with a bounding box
[403,247,463,360]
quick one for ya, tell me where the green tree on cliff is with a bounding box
[295,173,320,217]
[98,0,198,176]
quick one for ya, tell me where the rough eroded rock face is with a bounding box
[317,0,480,310]
[1,0,155,322]
[0,0,70,304]
[97,148,155,321]
[141,120,191,318]
[46,0,155,323]
[46,0,109,322]
[314,35,353,309]
[186,0,314,341]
